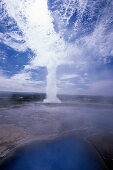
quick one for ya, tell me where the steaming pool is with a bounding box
[0,136,105,170]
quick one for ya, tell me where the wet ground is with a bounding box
[0,99,113,169]
[0,135,105,170]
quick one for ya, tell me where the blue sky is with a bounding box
[0,0,113,95]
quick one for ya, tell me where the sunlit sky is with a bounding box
[0,0,113,95]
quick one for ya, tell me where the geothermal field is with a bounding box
[0,93,113,170]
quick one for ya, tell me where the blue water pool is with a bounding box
[0,136,105,170]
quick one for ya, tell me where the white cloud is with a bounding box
[60,74,80,80]
[0,32,27,52]
[80,22,113,61]
[12,72,31,81]
[0,70,45,92]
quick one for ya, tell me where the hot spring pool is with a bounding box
[0,136,105,170]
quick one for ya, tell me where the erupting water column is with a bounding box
[26,0,62,103]
[4,0,63,103]
[44,61,61,103]
[25,0,63,103]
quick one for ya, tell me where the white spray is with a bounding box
[4,0,65,103]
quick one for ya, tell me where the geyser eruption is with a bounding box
[2,0,112,97]
[4,0,64,103]
[44,62,61,103]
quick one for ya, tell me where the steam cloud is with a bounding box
[3,0,66,102]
